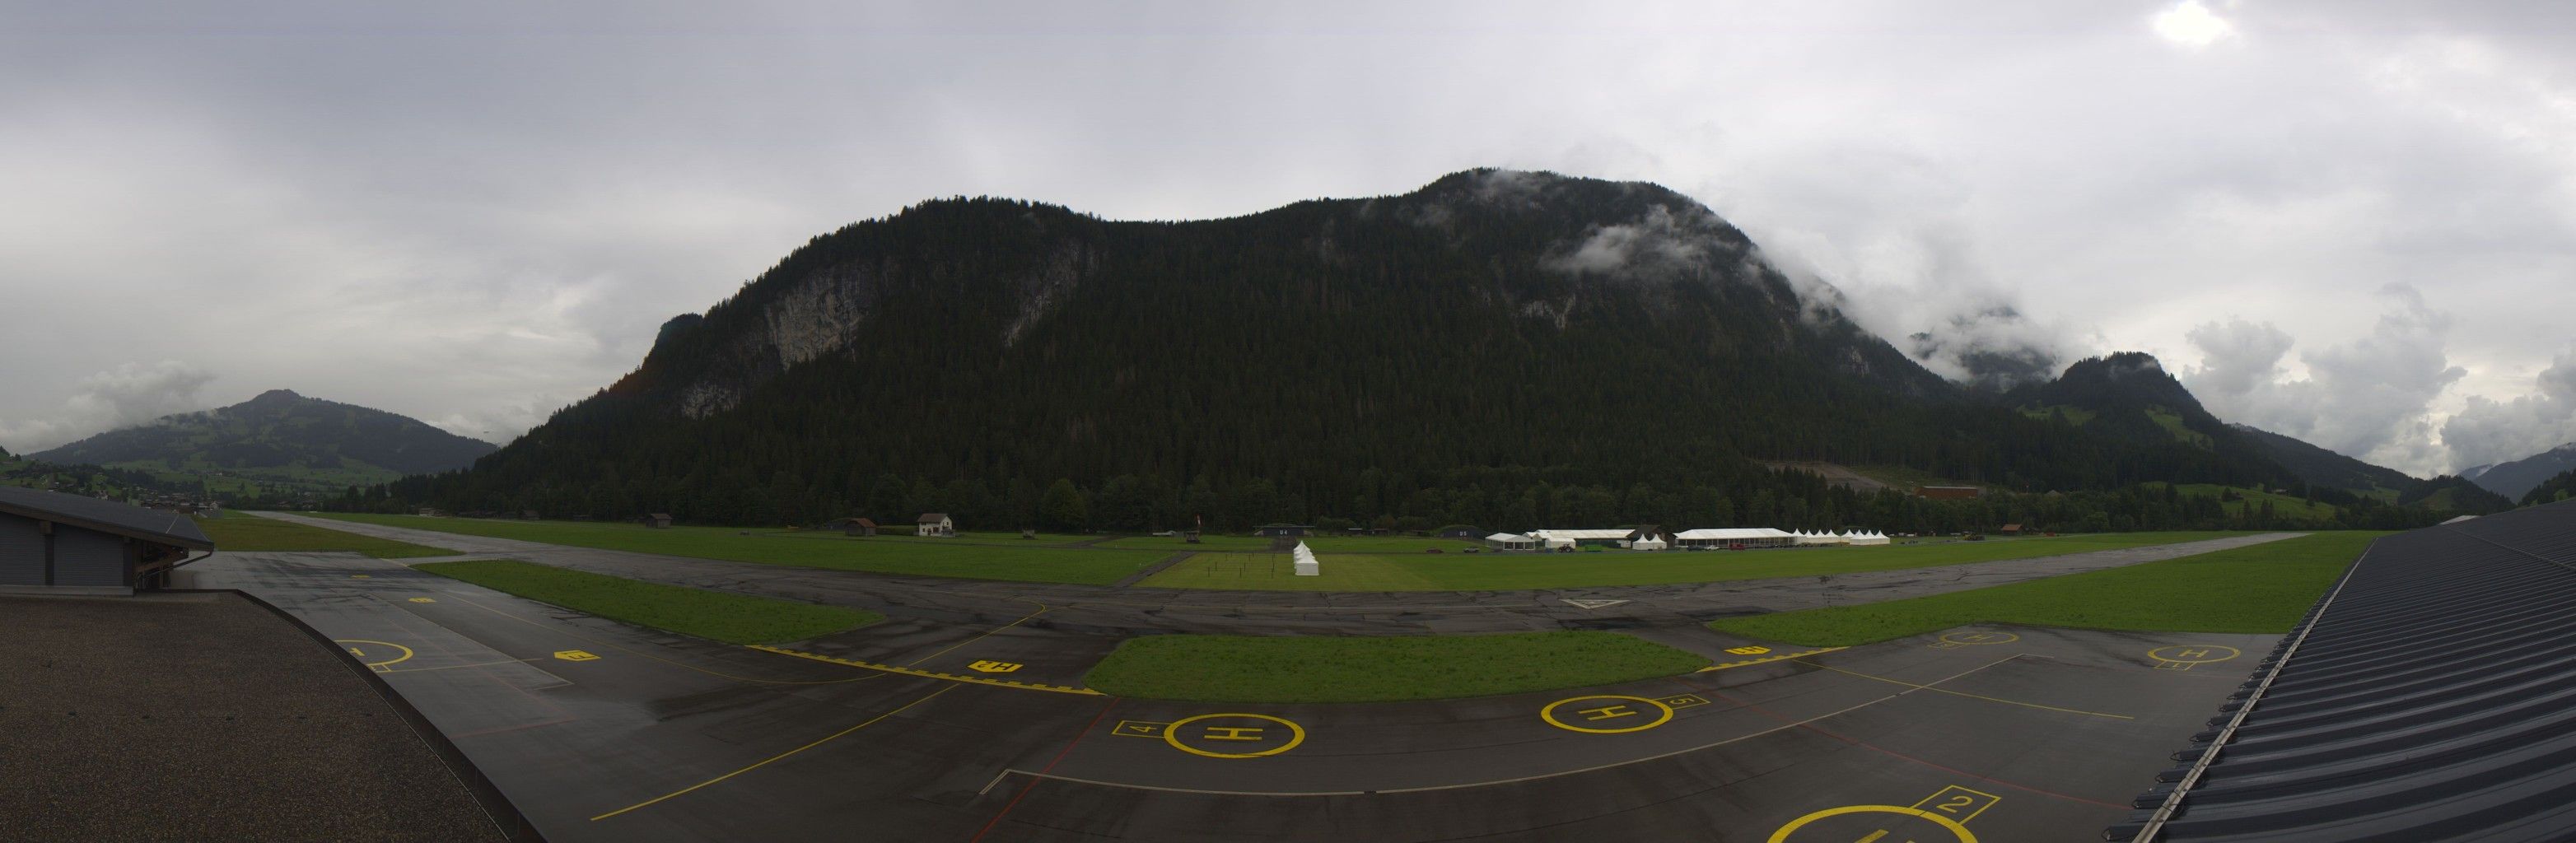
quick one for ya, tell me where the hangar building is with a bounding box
[0,486,213,593]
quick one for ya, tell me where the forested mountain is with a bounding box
[367,170,2464,533]
[34,389,495,494]
[2228,424,2415,495]
[1998,352,2298,491]
[2523,468,2576,506]
[2461,444,2576,501]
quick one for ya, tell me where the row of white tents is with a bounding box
[1483,527,1892,552]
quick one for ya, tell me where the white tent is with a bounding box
[1629,533,1668,551]
[1842,529,1891,547]
[1673,528,1796,549]
[1484,533,1539,552]
[1292,542,1320,576]
[1794,530,1850,547]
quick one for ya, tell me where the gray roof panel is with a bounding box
[0,485,214,550]
[2112,498,2576,841]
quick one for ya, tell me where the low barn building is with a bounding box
[0,486,214,593]
[1484,532,1539,552]
[917,513,955,537]
[1436,525,1482,539]
[642,513,673,529]
[1673,528,1796,550]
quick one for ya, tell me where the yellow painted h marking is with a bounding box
[1577,705,1637,720]
[1202,726,1266,742]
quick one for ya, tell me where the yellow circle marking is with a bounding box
[1939,631,2020,645]
[1540,695,1676,734]
[1162,713,1306,759]
[2148,645,2242,664]
[1767,804,1977,843]
[334,639,414,668]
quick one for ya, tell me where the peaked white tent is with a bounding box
[1629,533,1668,551]
[1292,542,1320,576]
[1842,529,1891,547]
[1794,530,1850,547]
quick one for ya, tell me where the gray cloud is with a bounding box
[0,361,218,453]
[2181,319,2296,401]
[1903,305,2065,391]
[2441,348,2576,470]
[1,1,2572,469]
[2182,285,2466,475]
[1542,203,1743,278]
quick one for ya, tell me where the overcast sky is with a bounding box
[5,1,2574,477]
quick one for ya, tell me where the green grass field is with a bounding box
[2152,483,2342,521]
[415,560,882,645]
[1140,531,2253,592]
[1091,534,1485,552]
[1083,631,1711,703]
[1707,531,2382,646]
[195,514,456,558]
[308,513,1167,585]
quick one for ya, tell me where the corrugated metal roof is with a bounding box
[0,485,214,550]
[2111,498,2576,841]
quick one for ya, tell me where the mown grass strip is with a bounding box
[310,513,1165,585]
[195,514,456,558]
[1140,531,2258,592]
[1708,531,2385,647]
[415,560,881,645]
[1083,631,1712,703]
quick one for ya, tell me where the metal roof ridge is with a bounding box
[2126,541,2376,842]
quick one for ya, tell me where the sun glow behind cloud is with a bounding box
[2153,1,2239,47]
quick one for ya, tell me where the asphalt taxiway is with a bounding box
[183,540,2284,841]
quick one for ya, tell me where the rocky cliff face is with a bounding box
[598,169,1949,433]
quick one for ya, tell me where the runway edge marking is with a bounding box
[749,645,1106,695]
[1698,646,1846,673]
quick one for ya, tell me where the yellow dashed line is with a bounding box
[1696,646,1847,673]
[749,645,1105,696]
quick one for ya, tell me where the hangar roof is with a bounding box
[2114,498,2576,841]
[0,485,213,551]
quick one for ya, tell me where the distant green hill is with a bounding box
[2228,423,2413,496]
[2000,352,2298,489]
[2524,469,2576,506]
[30,389,494,494]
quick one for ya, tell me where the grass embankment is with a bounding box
[415,560,881,645]
[1141,531,2254,592]
[1709,531,2382,646]
[195,514,455,558]
[1084,631,1711,703]
[310,513,1166,585]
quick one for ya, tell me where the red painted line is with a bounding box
[1689,682,2127,809]
[970,696,1122,842]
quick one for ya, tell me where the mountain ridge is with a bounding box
[380,170,2401,530]
[2461,444,2576,501]
[31,389,495,492]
